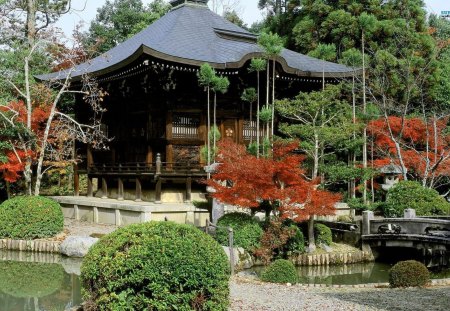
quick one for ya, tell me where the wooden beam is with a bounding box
[135,177,142,202]
[118,178,124,201]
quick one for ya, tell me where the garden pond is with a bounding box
[0,251,82,311]
[0,250,449,310]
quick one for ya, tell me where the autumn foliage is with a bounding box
[0,98,65,183]
[206,140,339,222]
[368,116,450,183]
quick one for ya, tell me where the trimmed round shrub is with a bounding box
[216,212,263,252]
[261,259,298,284]
[0,261,64,298]
[81,221,230,311]
[314,223,332,246]
[385,181,450,217]
[389,260,430,288]
[0,196,64,239]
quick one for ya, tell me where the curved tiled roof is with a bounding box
[37,2,357,81]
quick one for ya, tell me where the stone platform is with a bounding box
[51,196,210,227]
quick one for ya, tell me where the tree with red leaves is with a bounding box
[206,139,340,250]
[368,116,450,189]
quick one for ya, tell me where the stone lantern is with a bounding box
[380,164,404,191]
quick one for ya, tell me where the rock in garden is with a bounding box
[60,236,99,257]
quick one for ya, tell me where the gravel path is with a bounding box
[230,278,450,311]
[63,218,118,237]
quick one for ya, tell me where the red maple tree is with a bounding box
[206,140,340,249]
[368,116,450,188]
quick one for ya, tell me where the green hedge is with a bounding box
[385,181,450,217]
[0,196,64,239]
[0,261,64,298]
[216,212,263,252]
[314,223,332,246]
[389,260,430,288]
[81,221,230,311]
[261,259,298,284]
[283,225,305,255]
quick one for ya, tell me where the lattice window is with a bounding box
[172,114,200,139]
[243,120,257,141]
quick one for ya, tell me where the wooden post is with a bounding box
[101,177,108,199]
[118,178,124,201]
[73,164,79,197]
[87,145,94,173]
[186,177,192,202]
[155,177,162,203]
[156,153,161,175]
[87,176,93,197]
[135,177,142,201]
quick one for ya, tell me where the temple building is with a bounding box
[38,0,356,204]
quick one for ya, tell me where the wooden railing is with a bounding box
[89,153,204,176]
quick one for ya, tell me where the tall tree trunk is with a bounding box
[249,99,253,144]
[256,72,260,158]
[271,59,275,139]
[207,87,211,179]
[313,133,319,180]
[307,216,316,251]
[26,0,37,46]
[213,92,217,157]
[351,75,356,198]
[362,31,368,205]
[5,181,10,199]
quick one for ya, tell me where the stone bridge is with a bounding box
[361,210,450,264]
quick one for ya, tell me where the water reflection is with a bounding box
[252,261,450,285]
[0,251,82,311]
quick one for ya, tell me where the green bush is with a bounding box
[389,260,430,288]
[0,261,64,298]
[216,212,263,252]
[261,259,298,284]
[385,181,450,217]
[283,225,305,255]
[0,196,64,239]
[81,221,230,311]
[314,223,332,246]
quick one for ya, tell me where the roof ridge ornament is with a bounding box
[170,0,209,8]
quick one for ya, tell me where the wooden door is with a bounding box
[220,119,238,143]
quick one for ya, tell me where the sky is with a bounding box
[56,0,449,37]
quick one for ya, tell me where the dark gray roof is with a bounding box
[37,2,357,81]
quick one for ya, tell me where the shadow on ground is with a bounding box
[319,287,450,311]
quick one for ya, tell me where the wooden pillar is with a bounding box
[146,146,153,167]
[73,164,79,196]
[101,177,108,199]
[135,178,142,201]
[87,145,94,172]
[87,176,93,197]
[185,177,192,202]
[155,177,162,204]
[166,144,173,169]
[118,178,124,201]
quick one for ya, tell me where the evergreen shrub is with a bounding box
[260,259,298,284]
[389,260,430,288]
[0,196,64,239]
[81,221,230,311]
[314,223,332,246]
[385,181,450,217]
[216,212,263,252]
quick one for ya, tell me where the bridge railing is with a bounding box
[362,210,450,236]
